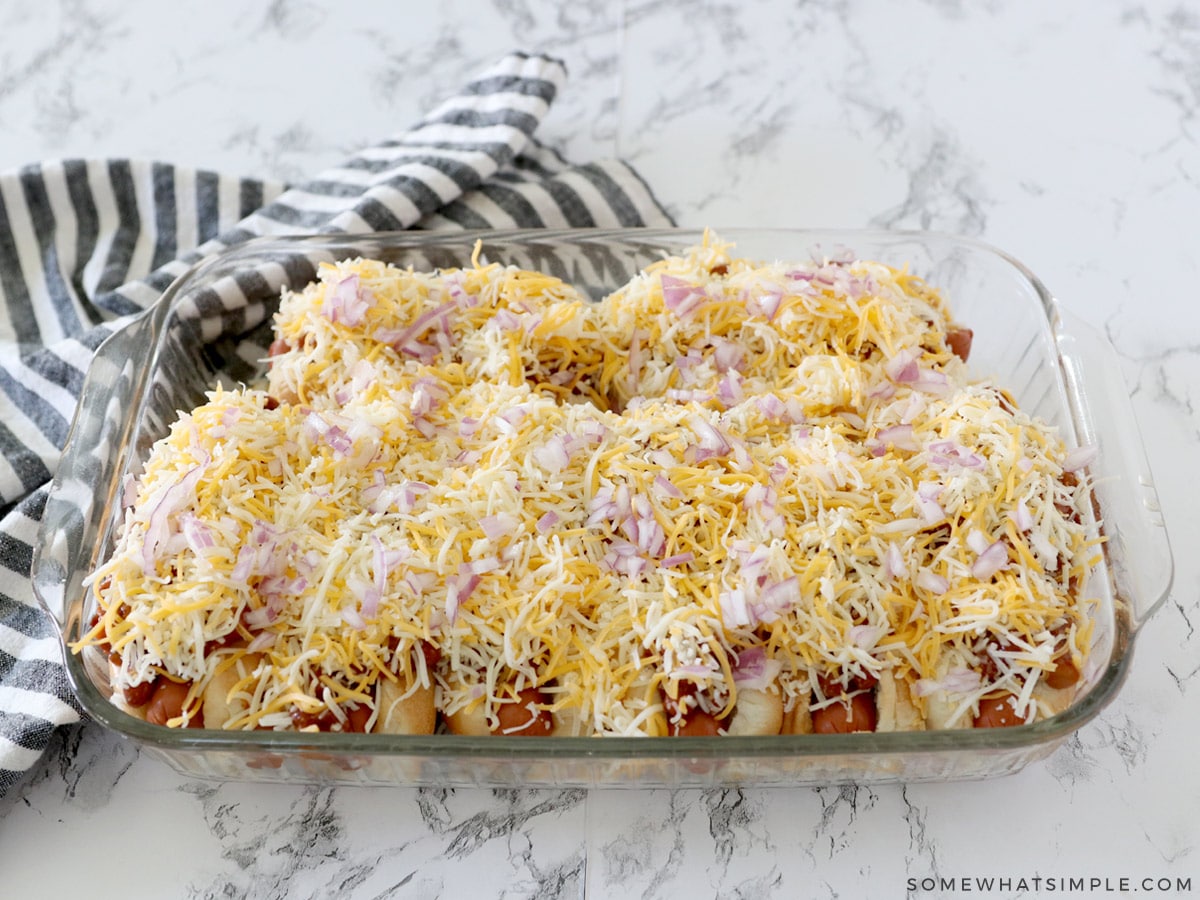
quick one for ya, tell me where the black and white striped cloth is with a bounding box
[0,51,672,795]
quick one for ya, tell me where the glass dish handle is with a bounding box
[1056,309,1173,630]
[32,305,166,639]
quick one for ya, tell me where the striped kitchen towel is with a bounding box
[0,51,672,795]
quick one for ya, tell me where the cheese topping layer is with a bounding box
[79,235,1098,733]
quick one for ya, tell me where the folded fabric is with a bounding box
[0,51,672,795]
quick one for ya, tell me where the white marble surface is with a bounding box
[1,0,1197,896]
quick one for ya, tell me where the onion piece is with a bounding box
[871,423,919,454]
[927,440,985,471]
[731,646,783,690]
[140,454,210,571]
[711,337,744,373]
[341,605,367,630]
[246,632,275,653]
[179,513,214,555]
[966,529,991,555]
[321,274,371,326]
[755,393,785,420]
[849,624,884,649]
[883,543,906,580]
[884,347,921,383]
[534,436,571,473]
[660,274,706,319]
[1062,444,1098,472]
[1010,497,1034,532]
[972,540,1008,580]
[915,481,945,525]
[480,513,519,541]
[719,588,752,627]
[915,569,950,594]
[653,474,683,500]
[913,368,952,396]
[446,570,480,623]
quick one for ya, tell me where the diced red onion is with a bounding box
[179,513,214,555]
[383,301,456,350]
[246,632,275,652]
[140,455,209,571]
[882,423,920,451]
[660,274,706,319]
[405,571,437,595]
[367,537,389,618]
[673,349,705,380]
[743,483,767,511]
[731,645,783,690]
[468,556,501,575]
[661,552,694,568]
[716,373,744,407]
[928,440,985,471]
[446,570,480,623]
[396,481,430,513]
[867,380,897,400]
[121,473,138,509]
[883,544,905,580]
[1011,497,1033,532]
[760,577,799,616]
[914,368,952,397]
[971,540,1008,580]
[784,398,807,425]
[480,513,518,541]
[719,588,751,627]
[604,547,650,578]
[711,337,744,373]
[341,605,368,630]
[581,419,608,444]
[489,308,522,332]
[1062,444,1097,472]
[849,624,883,649]
[231,520,284,582]
[915,569,949,594]
[915,482,945,525]
[966,529,991,555]
[747,290,783,322]
[626,329,645,393]
[755,393,785,420]
[691,416,732,455]
[534,436,571,473]
[884,347,921,384]
[242,605,275,630]
[536,511,560,533]
[321,275,370,327]
[497,405,528,430]
[653,474,683,500]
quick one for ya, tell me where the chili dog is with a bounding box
[75,234,1097,739]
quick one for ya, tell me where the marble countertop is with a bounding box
[1,1,1196,896]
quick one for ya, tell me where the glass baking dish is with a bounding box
[31,228,1173,787]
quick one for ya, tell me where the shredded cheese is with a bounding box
[76,233,1098,733]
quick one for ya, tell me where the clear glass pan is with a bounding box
[32,228,1173,787]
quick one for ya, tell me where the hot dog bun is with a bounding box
[724,687,784,736]
[876,670,925,732]
[376,677,436,735]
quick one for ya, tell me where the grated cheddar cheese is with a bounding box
[77,233,1098,734]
